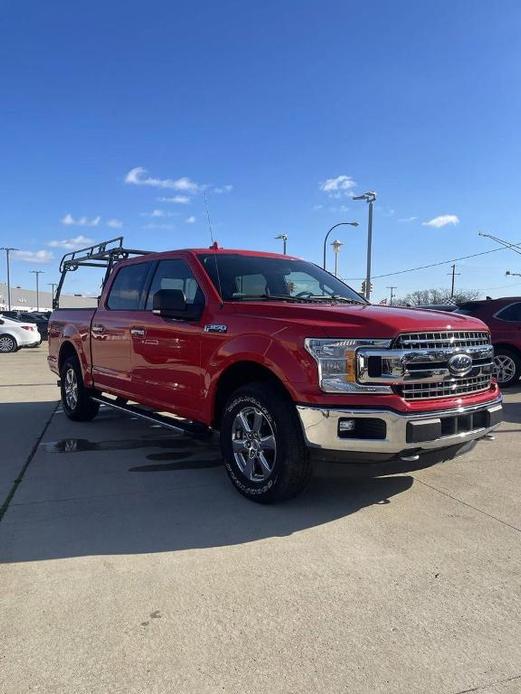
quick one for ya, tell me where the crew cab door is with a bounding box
[90,260,153,397]
[130,257,206,420]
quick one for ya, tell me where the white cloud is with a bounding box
[125,167,200,193]
[185,216,196,224]
[140,209,174,218]
[312,204,323,210]
[142,223,175,230]
[158,195,190,204]
[49,235,94,250]
[212,184,233,194]
[398,216,418,223]
[422,214,460,228]
[61,213,101,227]
[13,249,54,264]
[320,175,357,197]
[107,218,123,229]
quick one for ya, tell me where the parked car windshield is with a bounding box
[197,254,367,304]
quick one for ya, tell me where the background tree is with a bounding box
[396,288,481,306]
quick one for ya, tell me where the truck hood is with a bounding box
[232,302,487,338]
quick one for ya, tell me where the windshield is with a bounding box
[197,254,367,304]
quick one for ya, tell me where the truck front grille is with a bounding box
[395,331,490,350]
[395,331,493,400]
[400,374,492,400]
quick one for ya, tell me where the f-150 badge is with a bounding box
[204,324,228,333]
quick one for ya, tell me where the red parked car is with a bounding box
[455,297,521,387]
[47,238,502,502]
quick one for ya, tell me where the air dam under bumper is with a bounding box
[296,396,503,458]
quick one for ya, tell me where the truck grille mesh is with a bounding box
[396,331,492,400]
[395,331,490,350]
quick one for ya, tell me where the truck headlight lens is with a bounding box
[304,338,392,394]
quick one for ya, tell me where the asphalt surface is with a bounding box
[1,346,520,694]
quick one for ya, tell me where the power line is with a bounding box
[342,240,521,281]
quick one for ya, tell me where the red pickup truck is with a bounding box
[48,238,502,502]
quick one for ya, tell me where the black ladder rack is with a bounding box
[54,236,152,309]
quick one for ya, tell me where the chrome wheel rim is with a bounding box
[64,367,79,410]
[494,355,516,384]
[0,336,15,352]
[231,406,277,481]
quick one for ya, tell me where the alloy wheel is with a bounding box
[231,406,277,481]
[494,354,516,384]
[0,336,15,352]
[64,367,79,410]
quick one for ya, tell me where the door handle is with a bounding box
[92,324,105,334]
[130,327,146,338]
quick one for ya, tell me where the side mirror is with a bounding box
[152,289,203,320]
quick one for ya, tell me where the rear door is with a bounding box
[90,261,153,396]
[130,257,206,419]
[491,302,521,345]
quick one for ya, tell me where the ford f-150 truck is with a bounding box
[48,237,502,502]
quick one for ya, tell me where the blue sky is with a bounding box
[1,0,521,300]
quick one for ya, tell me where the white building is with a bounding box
[0,282,97,311]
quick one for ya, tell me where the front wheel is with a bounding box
[220,382,312,503]
[494,347,521,388]
[60,356,100,421]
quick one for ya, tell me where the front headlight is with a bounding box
[304,338,392,393]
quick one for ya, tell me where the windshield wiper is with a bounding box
[232,294,306,302]
[306,295,366,305]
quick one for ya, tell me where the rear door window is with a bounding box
[496,302,521,322]
[106,263,151,310]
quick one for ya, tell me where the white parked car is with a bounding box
[0,314,42,352]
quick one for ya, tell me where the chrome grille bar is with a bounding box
[400,374,492,400]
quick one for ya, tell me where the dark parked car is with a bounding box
[455,297,521,386]
[1,311,49,340]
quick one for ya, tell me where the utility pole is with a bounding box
[30,270,44,311]
[275,234,288,255]
[448,263,460,299]
[353,192,377,300]
[48,283,57,303]
[0,247,19,311]
[387,285,397,305]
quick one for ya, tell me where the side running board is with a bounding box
[91,395,212,437]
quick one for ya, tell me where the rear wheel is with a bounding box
[494,347,521,388]
[220,382,312,503]
[0,334,17,353]
[60,356,100,421]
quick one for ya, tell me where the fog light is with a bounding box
[338,418,356,432]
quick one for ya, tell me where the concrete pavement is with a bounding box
[1,347,520,693]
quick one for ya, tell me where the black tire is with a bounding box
[0,334,18,353]
[220,382,312,503]
[60,355,100,421]
[493,347,521,388]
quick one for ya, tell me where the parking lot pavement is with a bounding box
[1,349,520,694]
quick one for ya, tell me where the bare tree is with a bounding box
[397,288,480,306]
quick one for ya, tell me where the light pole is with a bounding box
[30,270,44,311]
[506,270,521,277]
[353,191,377,300]
[275,234,288,255]
[322,222,358,270]
[0,247,19,311]
[331,240,344,277]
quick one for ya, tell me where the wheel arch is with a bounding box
[58,340,79,372]
[493,342,521,359]
[212,361,293,429]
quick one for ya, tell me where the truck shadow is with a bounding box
[0,406,417,563]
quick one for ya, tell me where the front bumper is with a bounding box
[296,396,503,457]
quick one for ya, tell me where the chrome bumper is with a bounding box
[296,396,503,455]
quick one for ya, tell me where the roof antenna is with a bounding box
[203,191,224,306]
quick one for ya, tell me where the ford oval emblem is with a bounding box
[448,353,473,377]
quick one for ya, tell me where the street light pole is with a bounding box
[353,191,377,300]
[30,270,44,311]
[0,247,19,311]
[322,222,359,270]
[331,239,344,277]
[275,234,288,255]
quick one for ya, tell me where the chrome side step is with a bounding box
[91,395,211,437]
